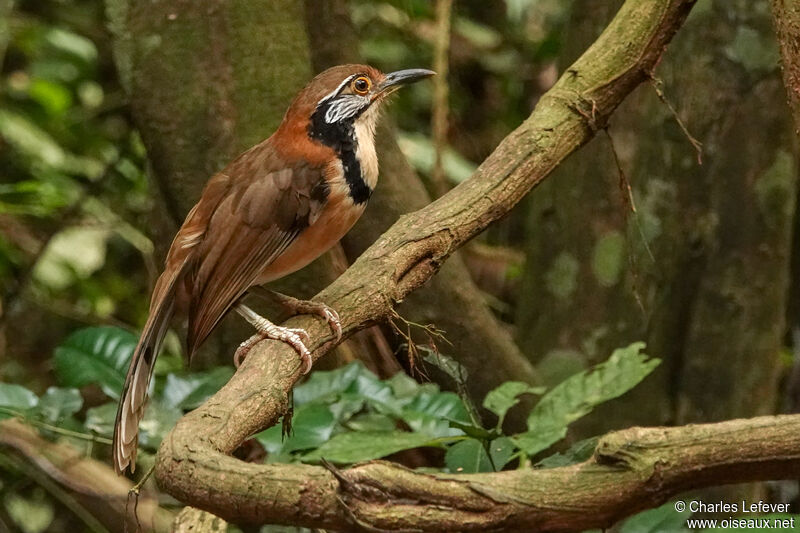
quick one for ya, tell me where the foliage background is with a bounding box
[0,0,797,531]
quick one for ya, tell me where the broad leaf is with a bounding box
[401,391,470,437]
[488,436,516,471]
[536,437,599,468]
[345,413,397,433]
[445,438,493,473]
[36,387,83,423]
[420,349,469,387]
[256,403,338,455]
[137,401,182,450]
[161,367,234,410]
[303,431,439,464]
[280,404,337,453]
[515,343,657,456]
[53,326,138,398]
[327,393,365,423]
[511,421,567,459]
[348,372,395,409]
[447,419,498,440]
[386,371,423,399]
[619,502,690,533]
[293,362,363,404]
[84,402,116,437]
[0,384,38,418]
[483,381,545,428]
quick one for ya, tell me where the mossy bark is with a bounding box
[517,0,796,445]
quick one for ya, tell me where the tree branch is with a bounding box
[154,0,709,529]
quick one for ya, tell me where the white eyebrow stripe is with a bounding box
[319,74,357,105]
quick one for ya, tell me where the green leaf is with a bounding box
[0,109,67,169]
[29,78,73,116]
[482,381,545,428]
[397,131,478,184]
[619,502,690,533]
[33,227,111,289]
[84,403,116,437]
[345,413,397,433]
[445,438,493,473]
[36,387,83,423]
[536,437,599,468]
[303,431,439,464]
[137,401,182,451]
[386,371,422,399]
[53,326,138,399]
[488,436,516,471]
[0,384,38,418]
[515,343,658,457]
[447,419,498,440]
[348,372,395,408]
[161,367,234,410]
[401,391,470,437]
[5,491,54,533]
[328,393,365,423]
[293,362,363,404]
[511,421,567,459]
[281,403,337,453]
[256,403,339,455]
[419,348,469,387]
[44,28,98,64]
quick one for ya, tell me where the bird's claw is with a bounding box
[233,325,312,373]
[265,291,342,343]
[321,306,342,342]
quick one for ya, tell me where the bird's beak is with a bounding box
[375,68,436,98]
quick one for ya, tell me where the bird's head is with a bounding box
[278,64,434,152]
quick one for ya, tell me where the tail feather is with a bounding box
[112,274,178,475]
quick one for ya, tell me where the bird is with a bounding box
[112,64,434,474]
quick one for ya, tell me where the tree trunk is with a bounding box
[517,0,797,502]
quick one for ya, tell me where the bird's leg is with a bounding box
[234,304,313,373]
[249,286,342,342]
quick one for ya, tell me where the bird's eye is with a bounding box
[352,76,371,95]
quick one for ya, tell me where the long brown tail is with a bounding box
[112,273,179,474]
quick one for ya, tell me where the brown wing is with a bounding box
[185,161,326,356]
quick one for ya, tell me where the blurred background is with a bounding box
[0,0,797,531]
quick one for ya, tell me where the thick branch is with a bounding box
[156,0,703,529]
[158,413,800,531]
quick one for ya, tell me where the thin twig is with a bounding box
[126,465,155,533]
[650,75,703,164]
[0,407,113,445]
[603,128,636,214]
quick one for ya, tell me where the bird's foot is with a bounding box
[234,304,313,373]
[252,288,342,342]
